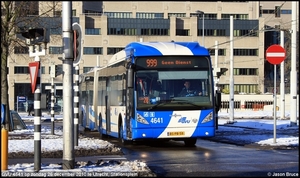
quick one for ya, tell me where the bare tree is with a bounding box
[1,1,59,131]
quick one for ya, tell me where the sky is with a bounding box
[1,110,298,175]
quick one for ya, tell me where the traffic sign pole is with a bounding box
[29,45,45,172]
[265,44,286,144]
[62,1,75,169]
[280,31,285,120]
[273,64,277,143]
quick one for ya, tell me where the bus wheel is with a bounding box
[98,114,103,139]
[119,122,131,145]
[184,138,197,147]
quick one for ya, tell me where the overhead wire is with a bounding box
[207,1,298,65]
[207,1,289,49]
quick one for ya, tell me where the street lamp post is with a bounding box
[196,10,205,46]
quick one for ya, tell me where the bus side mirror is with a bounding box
[127,69,133,88]
[215,91,221,112]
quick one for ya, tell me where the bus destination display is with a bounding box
[136,57,208,69]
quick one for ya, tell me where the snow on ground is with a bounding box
[1,110,298,175]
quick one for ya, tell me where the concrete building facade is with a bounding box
[6,1,298,110]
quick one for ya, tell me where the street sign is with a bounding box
[266,44,286,65]
[17,96,27,102]
[29,61,40,93]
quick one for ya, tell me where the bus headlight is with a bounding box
[136,113,149,124]
[201,112,213,124]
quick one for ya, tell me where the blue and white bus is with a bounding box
[79,41,221,146]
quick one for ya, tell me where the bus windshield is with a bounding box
[135,69,213,110]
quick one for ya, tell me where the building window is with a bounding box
[109,28,125,35]
[259,6,262,17]
[176,29,190,36]
[14,66,29,74]
[202,29,226,36]
[83,67,94,73]
[83,47,102,55]
[234,29,258,37]
[107,47,124,55]
[281,10,291,14]
[72,10,76,16]
[85,28,101,35]
[104,12,132,18]
[15,1,38,17]
[221,14,248,20]
[54,11,61,17]
[234,68,258,75]
[50,28,62,35]
[208,49,226,56]
[49,46,63,54]
[262,9,275,14]
[136,13,164,19]
[14,46,29,54]
[108,28,137,35]
[126,28,137,35]
[191,13,217,20]
[84,10,102,16]
[223,84,259,94]
[41,66,45,74]
[168,13,186,18]
[233,49,258,56]
[140,28,169,35]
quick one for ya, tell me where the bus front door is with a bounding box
[105,95,111,134]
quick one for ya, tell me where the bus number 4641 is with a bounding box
[150,117,163,124]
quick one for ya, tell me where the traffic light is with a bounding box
[21,28,49,45]
[46,92,51,107]
[72,23,82,65]
[217,68,228,78]
[50,64,63,77]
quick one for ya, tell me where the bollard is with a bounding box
[1,128,8,170]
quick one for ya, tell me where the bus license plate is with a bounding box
[168,131,185,136]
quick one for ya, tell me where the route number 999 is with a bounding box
[146,59,157,67]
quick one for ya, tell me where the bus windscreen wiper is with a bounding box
[147,100,172,110]
[171,100,200,107]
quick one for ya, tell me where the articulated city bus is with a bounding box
[79,41,221,146]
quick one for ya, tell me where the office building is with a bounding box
[5,1,298,110]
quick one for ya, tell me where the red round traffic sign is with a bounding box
[266,44,286,65]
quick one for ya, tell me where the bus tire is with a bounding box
[98,113,103,139]
[119,122,131,145]
[184,138,197,147]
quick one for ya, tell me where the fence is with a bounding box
[221,100,273,111]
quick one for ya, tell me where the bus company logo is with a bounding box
[178,117,190,123]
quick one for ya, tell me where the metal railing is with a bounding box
[221,100,273,111]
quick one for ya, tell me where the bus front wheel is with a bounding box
[119,122,131,145]
[184,138,197,146]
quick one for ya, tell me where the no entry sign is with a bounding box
[266,44,286,65]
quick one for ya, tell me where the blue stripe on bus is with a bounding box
[131,127,215,139]
[131,110,214,139]
[125,42,210,57]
